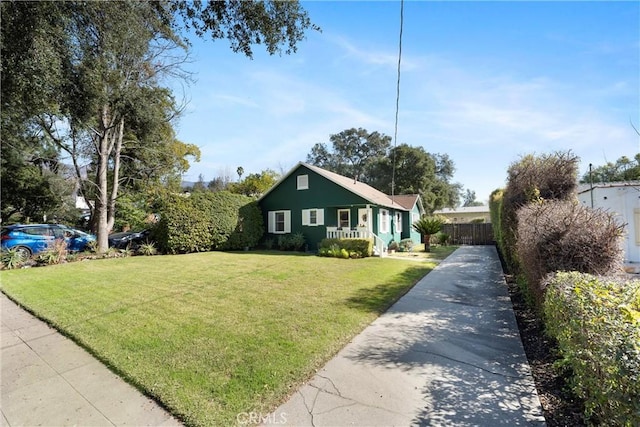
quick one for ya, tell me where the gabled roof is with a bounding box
[260,162,420,211]
[392,194,423,212]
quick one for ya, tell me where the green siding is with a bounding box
[258,164,417,252]
[260,165,375,250]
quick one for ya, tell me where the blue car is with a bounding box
[1,224,96,259]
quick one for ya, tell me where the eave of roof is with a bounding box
[259,162,417,211]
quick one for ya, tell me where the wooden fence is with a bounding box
[441,223,494,246]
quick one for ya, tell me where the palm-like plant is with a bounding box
[412,216,444,252]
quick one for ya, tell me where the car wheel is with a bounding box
[13,246,32,262]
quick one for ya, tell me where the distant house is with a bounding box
[577,181,640,266]
[258,162,425,255]
[433,206,491,223]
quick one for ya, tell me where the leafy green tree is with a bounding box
[367,145,461,211]
[412,216,444,252]
[581,154,640,183]
[228,169,279,197]
[307,128,391,180]
[462,189,483,207]
[2,0,315,252]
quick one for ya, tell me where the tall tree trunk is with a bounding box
[107,117,124,234]
[95,105,119,253]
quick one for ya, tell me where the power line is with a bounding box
[391,0,404,202]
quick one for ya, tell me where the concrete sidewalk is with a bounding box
[267,246,546,426]
[1,293,181,426]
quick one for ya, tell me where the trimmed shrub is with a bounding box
[501,151,579,274]
[153,191,264,254]
[153,194,212,254]
[318,238,373,258]
[516,200,624,306]
[275,232,306,251]
[544,272,640,425]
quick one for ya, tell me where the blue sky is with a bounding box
[175,1,640,204]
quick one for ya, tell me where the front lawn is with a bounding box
[0,249,455,426]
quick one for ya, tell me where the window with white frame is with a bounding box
[395,212,402,233]
[302,208,324,226]
[338,209,350,229]
[268,210,291,234]
[412,212,420,225]
[379,209,389,233]
[297,175,309,190]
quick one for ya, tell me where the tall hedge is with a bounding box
[544,272,640,425]
[153,191,263,254]
[501,151,579,274]
[489,188,504,256]
[516,200,624,306]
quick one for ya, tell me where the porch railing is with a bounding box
[325,227,386,257]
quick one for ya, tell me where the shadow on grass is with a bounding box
[344,264,433,314]
[225,250,315,257]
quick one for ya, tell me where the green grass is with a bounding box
[1,249,456,426]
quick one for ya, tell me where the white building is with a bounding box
[577,181,640,267]
[433,206,491,223]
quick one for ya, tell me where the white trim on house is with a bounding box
[338,209,350,228]
[302,208,324,226]
[394,212,402,233]
[379,209,389,233]
[268,210,291,234]
[296,174,309,190]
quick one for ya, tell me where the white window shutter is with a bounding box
[302,209,310,226]
[317,209,324,225]
[284,211,291,233]
[268,211,275,233]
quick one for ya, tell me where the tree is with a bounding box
[2,0,316,252]
[581,154,640,183]
[307,128,391,180]
[228,169,279,197]
[462,189,483,207]
[237,166,244,181]
[367,144,461,212]
[412,216,444,252]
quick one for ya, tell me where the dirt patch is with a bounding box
[504,275,586,426]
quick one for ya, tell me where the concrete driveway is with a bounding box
[266,246,546,426]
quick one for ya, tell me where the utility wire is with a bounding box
[391,0,404,202]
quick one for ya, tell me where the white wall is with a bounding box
[578,185,640,263]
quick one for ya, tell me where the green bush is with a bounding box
[516,200,624,308]
[153,194,212,254]
[544,272,640,425]
[153,191,264,254]
[318,238,372,258]
[398,238,414,252]
[435,232,450,246]
[275,232,305,251]
[1,248,26,270]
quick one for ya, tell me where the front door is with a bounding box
[358,208,372,231]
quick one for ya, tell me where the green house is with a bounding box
[258,162,425,255]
